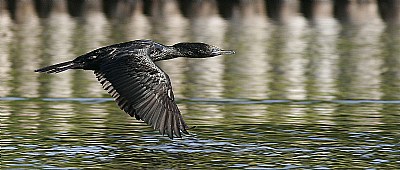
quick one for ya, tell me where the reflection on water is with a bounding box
[1,0,399,169]
[1,100,399,169]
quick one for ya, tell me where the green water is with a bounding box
[1,100,399,169]
[1,1,400,169]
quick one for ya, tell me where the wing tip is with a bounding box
[158,123,191,139]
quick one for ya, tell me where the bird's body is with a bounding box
[35,40,235,139]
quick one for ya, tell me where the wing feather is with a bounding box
[159,108,168,135]
[94,50,189,139]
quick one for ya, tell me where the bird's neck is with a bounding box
[151,46,186,62]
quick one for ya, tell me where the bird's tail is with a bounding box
[35,61,79,74]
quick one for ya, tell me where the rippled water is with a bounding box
[1,0,400,169]
[1,98,399,169]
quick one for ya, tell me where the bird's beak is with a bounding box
[213,50,235,56]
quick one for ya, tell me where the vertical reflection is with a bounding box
[266,2,308,124]
[301,1,338,124]
[126,0,150,40]
[38,1,75,98]
[303,1,339,100]
[300,0,333,25]
[105,0,144,42]
[222,0,269,124]
[67,2,109,98]
[284,16,308,100]
[70,23,92,98]
[332,2,386,132]
[8,2,41,98]
[224,0,268,100]
[380,26,400,100]
[265,0,298,24]
[83,1,109,50]
[380,25,400,130]
[334,0,379,25]
[7,0,37,23]
[147,0,187,42]
[335,2,384,100]
[103,0,137,20]
[266,26,287,99]
[183,0,227,99]
[0,3,13,97]
[267,14,308,100]
[103,0,147,43]
[178,0,227,123]
[266,2,309,100]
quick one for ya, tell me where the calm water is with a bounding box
[1,1,400,169]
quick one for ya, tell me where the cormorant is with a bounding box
[35,40,235,139]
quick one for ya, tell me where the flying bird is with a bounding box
[35,40,235,139]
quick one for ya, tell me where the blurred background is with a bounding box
[1,0,399,100]
[0,0,399,169]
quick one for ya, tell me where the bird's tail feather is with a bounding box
[35,61,79,74]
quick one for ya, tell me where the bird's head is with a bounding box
[172,42,235,58]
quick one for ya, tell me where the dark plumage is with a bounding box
[35,40,235,139]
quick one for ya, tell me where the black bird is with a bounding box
[35,40,235,139]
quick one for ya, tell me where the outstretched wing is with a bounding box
[94,48,189,139]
